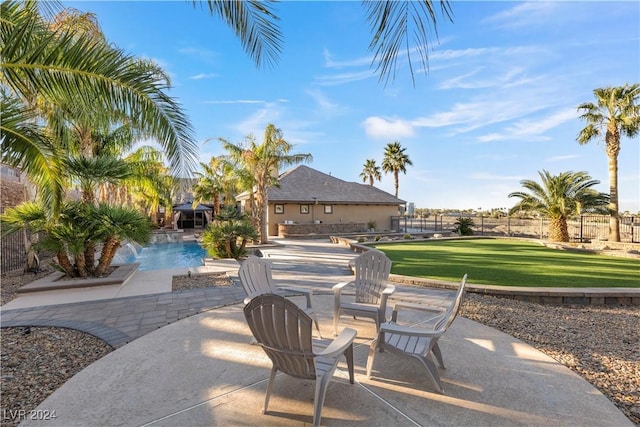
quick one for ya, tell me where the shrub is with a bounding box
[452,217,475,236]
[201,206,258,259]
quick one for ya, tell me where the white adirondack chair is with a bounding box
[243,294,357,427]
[239,255,321,337]
[333,250,395,336]
[366,274,468,393]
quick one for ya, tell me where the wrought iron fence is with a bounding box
[1,230,26,274]
[392,215,640,243]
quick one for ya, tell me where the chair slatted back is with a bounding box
[244,294,316,380]
[238,255,276,296]
[353,251,392,305]
[434,274,467,332]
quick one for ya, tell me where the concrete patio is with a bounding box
[2,239,633,426]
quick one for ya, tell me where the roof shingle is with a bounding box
[268,165,405,205]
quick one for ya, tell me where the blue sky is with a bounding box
[70,1,639,213]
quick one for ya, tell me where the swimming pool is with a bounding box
[116,241,208,271]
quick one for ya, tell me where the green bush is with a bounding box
[452,217,475,236]
[201,206,258,259]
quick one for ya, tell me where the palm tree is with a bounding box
[577,84,640,242]
[197,0,453,84]
[192,156,236,215]
[0,200,152,277]
[508,170,609,242]
[201,206,258,260]
[360,159,382,185]
[221,124,312,244]
[382,141,413,198]
[1,1,198,196]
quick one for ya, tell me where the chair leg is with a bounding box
[366,339,378,378]
[333,308,340,336]
[313,373,332,427]
[263,366,277,413]
[432,342,445,369]
[313,314,322,339]
[415,355,445,394]
[344,343,354,384]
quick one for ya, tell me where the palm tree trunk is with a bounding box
[606,127,621,242]
[84,242,96,275]
[394,171,399,197]
[56,250,76,277]
[95,236,120,276]
[76,252,88,278]
[549,216,569,242]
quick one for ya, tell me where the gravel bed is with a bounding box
[1,271,638,426]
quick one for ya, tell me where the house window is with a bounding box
[300,205,310,214]
[274,204,284,214]
[324,205,333,214]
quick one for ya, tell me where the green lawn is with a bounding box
[373,238,640,288]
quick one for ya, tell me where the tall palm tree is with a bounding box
[577,84,640,242]
[197,0,453,84]
[382,141,413,198]
[360,158,382,185]
[508,170,609,242]
[192,156,236,215]
[220,124,312,244]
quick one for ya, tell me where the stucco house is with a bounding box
[238,165,405,237]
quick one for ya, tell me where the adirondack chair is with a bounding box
[333,250,395,336]
[366,274,468,394]
[238,255,321,338]
[243,294,357,427]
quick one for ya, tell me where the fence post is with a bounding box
[540,217,544,239]
[579,215,584,243]
[481,215,484,236]
[507,215,511,236]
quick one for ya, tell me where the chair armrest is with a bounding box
[316,327,357,358]
[332,281,354,292]
[379,321,444,339]
[390,300,447,323]
[378,284,396,317]
[277,286,313,308]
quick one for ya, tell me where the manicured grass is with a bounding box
[373,238,640,288]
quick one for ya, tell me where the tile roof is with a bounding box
[268,165,405,205]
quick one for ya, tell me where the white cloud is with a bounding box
[546,154,581,163]
[477,108,578,142]
[362,117,415,139]
[305,89,347,115]
[203,99,266,105]
[189,73,218,80]
[323,48,372,68]
[469,172,525,181]
[314,70,375,86]
[483,2,558,29]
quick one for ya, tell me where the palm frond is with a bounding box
[363,0,453,86]
[196,0,283,69]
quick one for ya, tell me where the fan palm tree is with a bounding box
[382,141,413,198]
[508,170,609,242]
[0,200,152,277]
[360,158,382,185]
[577,83,640,242]
[220,124,312,244]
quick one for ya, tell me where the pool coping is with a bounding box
[17,263,140,293]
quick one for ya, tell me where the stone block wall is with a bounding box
[278,222,367,237]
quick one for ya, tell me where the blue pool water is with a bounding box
[118,241,207,271]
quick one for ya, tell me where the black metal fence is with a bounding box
[392,215,640,243]
[1,230,26,274]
